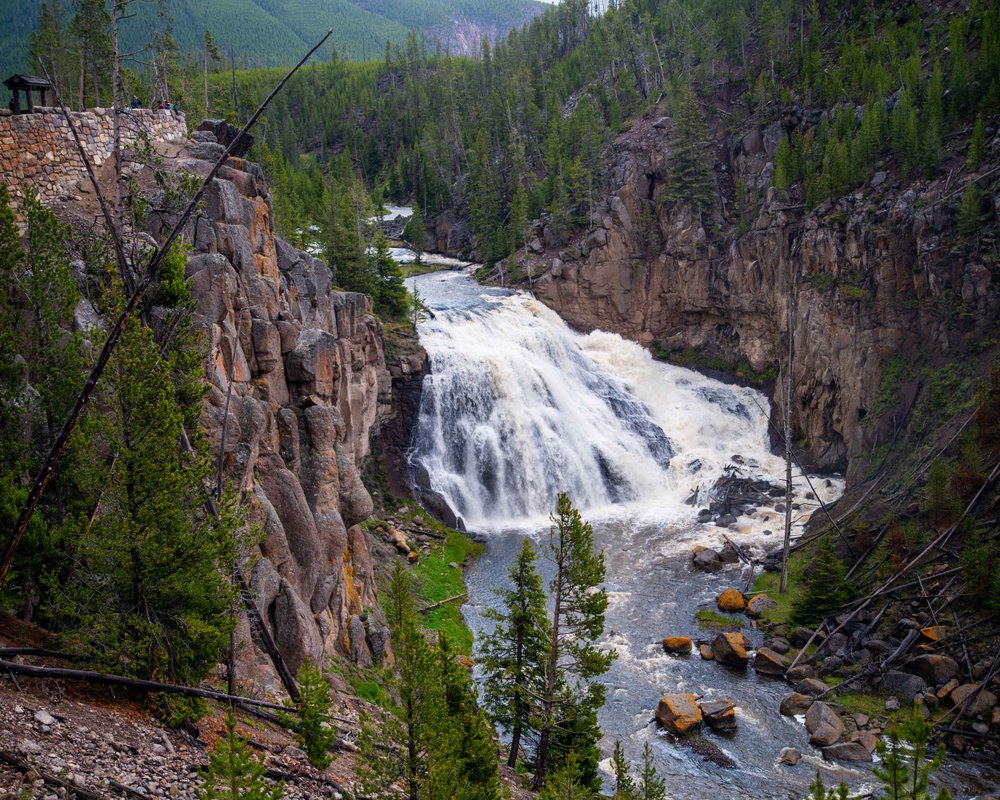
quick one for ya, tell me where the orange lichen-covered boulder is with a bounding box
[662,636,693,654]
[656,694,703,735]
[711,632,748,667]
[716,589,746,613]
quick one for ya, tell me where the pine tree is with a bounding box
[635,743,665,800]
[665,84,715,213]
[402,205,427,250]
[920,62,944,173]
[53,262,239,716]
[424,635,501,800]
[533,494,615,790]
[469,128,507,267]
[480,538,549,768]
[197,713,284,800]
[791,537,853,626]
[359,561,500,800]
[203,30,222,119]
[611,741,636,800]
[873,709,953,800]
[71,0,112,109]
[29,1,71,104]
[538,753,595,800]
[370,231,409,319]
[774,135,794,191]
[957,178,981,237]
[966,113,987,172]
[279,661,336,769]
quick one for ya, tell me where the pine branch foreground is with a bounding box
[0,28,334,588]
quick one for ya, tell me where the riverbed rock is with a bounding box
[699,643,715,660]
[779,747,801,765]
[754,647,791,676]
[692,547,723,572]
[717,589,745,613]
[822,742,871,762]
[852,730,880,753]
[906,654,959,685]
[785,664,815,683]
[769,637,791,654]
[746,593,776,618]
[699,699,737,734]
[805,702,844,746]
[662,636,693,654]
[780,692,814,716]
[795,678,829,697]
[937,678,960,701]
[951,683,998,715]
[656,694,703,735]
[880,670,927,700]
[711,632,748,667]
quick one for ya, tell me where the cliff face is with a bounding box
[532,114,999,478]
[152,134,394,684]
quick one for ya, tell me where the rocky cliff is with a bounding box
[529,113,1000,479]
[150,132,394,687]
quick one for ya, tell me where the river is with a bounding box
[403,265,998,799]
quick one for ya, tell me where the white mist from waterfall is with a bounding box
[410,273,842,534]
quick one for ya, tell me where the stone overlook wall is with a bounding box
[0,107,187,205]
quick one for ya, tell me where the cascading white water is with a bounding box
[409,270,813,532]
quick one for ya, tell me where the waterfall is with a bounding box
[409,272,785,531]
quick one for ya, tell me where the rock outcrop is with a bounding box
[530,113,999,477]
[149,132,393,685]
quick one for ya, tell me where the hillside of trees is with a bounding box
[1,0,546,82]
[188,0,1000,276]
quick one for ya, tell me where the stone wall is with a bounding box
[0,107,187,206]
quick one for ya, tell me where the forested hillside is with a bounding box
[1,0,545,81]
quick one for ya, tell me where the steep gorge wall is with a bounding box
[531,114,1000,478]
[148,136,394,686]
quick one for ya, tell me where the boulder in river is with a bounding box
[692,546,723,572]
[699,699,737,734]
[822,741,871,762]
[716,589,745,613]
[711,632,748,667]
[780,692,814,716]
[699,643,715,660]
[754,647,791,676]
[805,701,844,746]
[656,694,703,735]
[662,636,693,654]
[779,747,801,766]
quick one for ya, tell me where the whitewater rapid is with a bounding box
[409,269,839,538]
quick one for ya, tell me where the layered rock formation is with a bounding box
[150,132,393,684]
[530,113,999,476]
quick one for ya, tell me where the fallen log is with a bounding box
[0,660,288,712]
[0,647,80,660]
[419,593,466,613]
[0,749,106,800]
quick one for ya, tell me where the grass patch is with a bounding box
[347,673,387,706]
[833,692,886,720]
[751,554,809,627]
[395,507,483,654]
[695,609,745,631]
